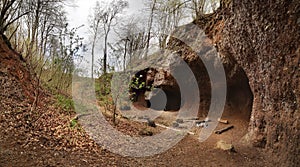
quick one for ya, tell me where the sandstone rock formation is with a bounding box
[218,1,299,165]
[129,0,299,165]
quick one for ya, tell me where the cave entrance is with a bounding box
[208,66,254,143]
[191,57,253,124]
[130,69,182,111]
[129,65,254,131]
[146,86,181,111]
[224,67,253,122]
[194,64,254,144]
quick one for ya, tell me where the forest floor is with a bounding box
[0,81,274,167]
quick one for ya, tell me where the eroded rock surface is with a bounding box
[133,0,299,165]
[217,1,300,165]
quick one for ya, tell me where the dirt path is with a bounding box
[0,78,273,166]
[0,109,274,167]
[0,130,271,167]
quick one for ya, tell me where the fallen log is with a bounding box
[214,125,234,134]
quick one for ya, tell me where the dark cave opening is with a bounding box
[147,86,182,111]
[129,64,254,121]
[129,69,182,111]
[224,67,254,121]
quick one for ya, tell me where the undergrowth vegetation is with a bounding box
[95,73,114,112]
[55,94,74,112]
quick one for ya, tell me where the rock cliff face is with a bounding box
[217,0,300,165]
[172,0,300,164]
[166,21,254,119]
[131,0,299,165]
[130,26,253,119]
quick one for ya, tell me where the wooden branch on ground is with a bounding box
[214,125,234,134]
[155,123,195,135]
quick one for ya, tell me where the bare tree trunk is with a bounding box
[91,34,97,78]
[103,30,109,74]
[123,39,128,71]
[103,47,107,74]
[27,0,41,67]
[145,0,157,59]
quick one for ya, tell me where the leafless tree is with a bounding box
[112,17,148,70]
[0,0,29,35]
[92,0,128,74]
[188,0,220,18]
[144,0,157,58]
[88,1,102,78]
[154,0,187,49]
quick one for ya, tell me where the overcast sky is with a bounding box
[64,0,146,76]
[65,0,145,36]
